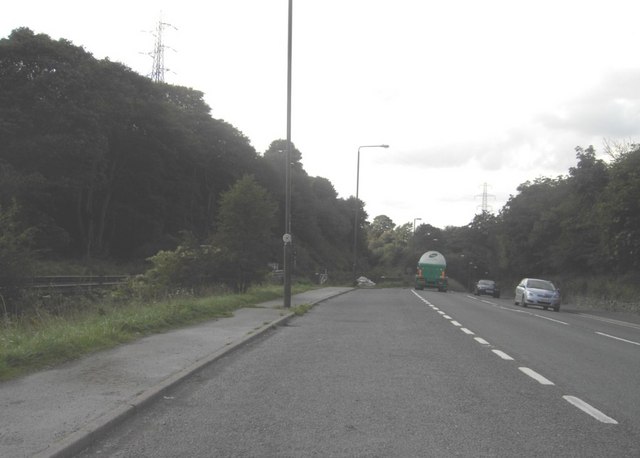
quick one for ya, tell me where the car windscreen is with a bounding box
[528,280,554,291]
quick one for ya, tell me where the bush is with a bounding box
[127,238,223,300]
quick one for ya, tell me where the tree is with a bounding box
[497,177,567,278]
[369,215,396,239]
[0,28,261,261]
[598,145,640,273]
[213,175,277,292]
[553,147,609,273]
[367,217,414,278]
[0,200,35,310]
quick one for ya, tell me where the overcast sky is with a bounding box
[3,0,640,229]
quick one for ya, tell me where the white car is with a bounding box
[514,278,561,312]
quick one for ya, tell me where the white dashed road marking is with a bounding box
[519,367,555,385]
[411,290,619,425]
[492,349,514,360]
[563,396,618,424]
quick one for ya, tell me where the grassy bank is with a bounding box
[0,284,315,381]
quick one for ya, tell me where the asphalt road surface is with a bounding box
[78,288,640,457]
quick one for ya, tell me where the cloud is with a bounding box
[382,67,640,186]
[388,127,572,174]
[537,68,640,139]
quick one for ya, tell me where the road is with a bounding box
[78,288,640,457]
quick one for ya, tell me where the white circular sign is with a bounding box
[282,233,292,243]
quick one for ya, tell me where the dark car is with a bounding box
[474,279,500,298]
[514,278,561,312]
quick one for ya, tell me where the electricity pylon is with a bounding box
[149,13,176,83]
[476,182,495,213]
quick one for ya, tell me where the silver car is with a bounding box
[514,278,561,312]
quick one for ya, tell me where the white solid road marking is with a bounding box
[519,367,555,385]
[500,306,531,315]
[492,350,514,360]
[579,314,640,330]
[474,337,490,345]
[596,331,640,347]
[534,314,569,325]
[466,295,496,306]
[461,328,475,335]
[563,396,618,424]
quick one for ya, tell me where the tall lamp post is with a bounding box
[352,144,389,283]
[413,217,422,233]
[283,0,293,307]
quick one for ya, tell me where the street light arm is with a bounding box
[413,217,422,233]
[359,144,389,151]
[355,144,389,198]
[353,143,390,283]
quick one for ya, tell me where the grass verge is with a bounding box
[0,284,315,381]
[290,303,313,316]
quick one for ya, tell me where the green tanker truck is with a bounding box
[414,251,448,292]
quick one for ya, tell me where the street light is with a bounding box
[352,144,389,283]
[413,218,422,233]
[283,0,293,308]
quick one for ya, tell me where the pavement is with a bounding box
[0,287,353,458]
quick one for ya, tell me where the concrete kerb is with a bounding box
[35,287,353,458]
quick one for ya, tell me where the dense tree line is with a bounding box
[0,28,358,292]
[366,145,640,300]
[2,29,639,302]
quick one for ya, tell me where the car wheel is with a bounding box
[543,306,548,311]
[554,305,560,312]
[514,295,519,305]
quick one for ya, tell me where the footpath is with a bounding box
[0,287,353,458]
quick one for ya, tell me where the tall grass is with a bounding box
[0,284,313,381]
